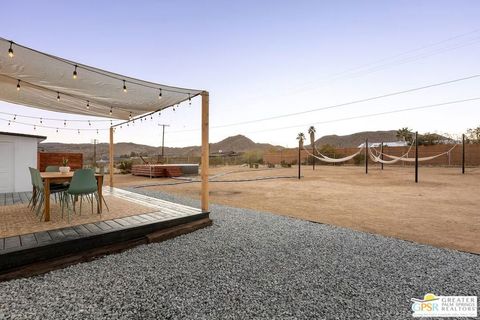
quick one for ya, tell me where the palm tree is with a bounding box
[297,132,306,147]
[308,126,316,170]
[396,127,413,144]
[296,132,306,177]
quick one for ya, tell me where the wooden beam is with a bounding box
[109,127,114,187]
[201,91,209,212]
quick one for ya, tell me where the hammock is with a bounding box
[369,140,416,164]
[368,148,405,164]
[304,146,364,163]
[373,144,457,162]
[382,144,457,162]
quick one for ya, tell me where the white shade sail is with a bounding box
[0,37,203,120]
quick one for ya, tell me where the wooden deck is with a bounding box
[0,191,32,206]
[0,188,211,281]
[131,164,199,177]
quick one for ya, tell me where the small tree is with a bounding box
[466,126,480,144]
[396,127,414,145]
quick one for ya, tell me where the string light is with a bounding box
[150,115,153,120]
[64,120,66,126]
[109,107,112,116]
[13,115,16,121]
[96,129,99,134]
[34,125,36,130]
[158,88,162,99]
[189,93,191,106]
[40,118,43,124]
[8,120,11,125]
[8,41,14,58]
[73,65,78,79]
[86,101,90,109]
[129,112,132,120]
[56,92,60,101]
[88,120,91,126]
[16,80,20,91]
[123,80,127,92]
[56,128,58,133]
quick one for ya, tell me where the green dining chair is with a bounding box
[63,169,100,220]
[45,165,60,172]
[45,165,67,203]
[29,167,68,221]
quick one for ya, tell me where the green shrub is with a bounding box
[353,153,365,165]
[117,160,133,174]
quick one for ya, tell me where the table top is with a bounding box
[40,172,103,179]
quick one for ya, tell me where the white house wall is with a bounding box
[0,134,38,192]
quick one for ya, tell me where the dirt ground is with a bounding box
[111,165,480,254]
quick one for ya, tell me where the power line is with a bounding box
[221,28,480,107]
[247,97,480,134]
[169,74,480,133]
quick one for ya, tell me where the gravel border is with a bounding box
[0,188,478,319]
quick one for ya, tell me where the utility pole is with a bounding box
[415,131,419,183]
[91,139,98,168]
[462,133,465,174]
[158,124,170,162]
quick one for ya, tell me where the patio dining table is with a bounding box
[37,172,104,222]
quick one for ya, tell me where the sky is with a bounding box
[1,1,480,148]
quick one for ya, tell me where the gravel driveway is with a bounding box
[1,189,478,319]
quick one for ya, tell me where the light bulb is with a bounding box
[123,80,127,92]
[16,80,20,91]
[8,42,13,58]
[158,88,162,99]
[86,101,90,110]
[73,65,78,79]
[57,92,60,101]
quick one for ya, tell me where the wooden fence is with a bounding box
[37,152,83,171]
[263,144,480,166]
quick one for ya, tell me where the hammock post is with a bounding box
[380,142,384,170]
[298,142,301,180]
[415,131,418,183]
[365,138,368,174]
[462,134,465,174]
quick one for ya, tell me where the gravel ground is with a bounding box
[0,188,479,320]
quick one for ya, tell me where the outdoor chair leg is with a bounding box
[79,195,83,216]
[102,195,110,212]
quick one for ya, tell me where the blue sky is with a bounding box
[1,1,480,147]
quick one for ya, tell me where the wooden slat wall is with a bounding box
[37,152,83,171]
[263,144,480,166]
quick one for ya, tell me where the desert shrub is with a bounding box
[353,153,365,165]
[243,150,263,164]
[117,160,133,174]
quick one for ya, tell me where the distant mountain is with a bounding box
[313,130,400,148]
[39,135,281,160]
[210,135,280,153]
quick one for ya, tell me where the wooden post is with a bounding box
[298,142,301,179]
[380,142,384,170]
[109,127,114,187]
[415,131,418,183]
[365,138,368,174]
[312,144,315,171]
[201,91,210,212]
[462,133,465,174]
